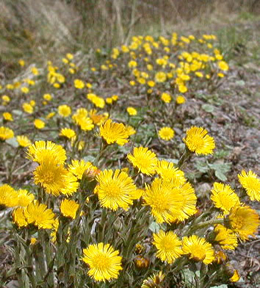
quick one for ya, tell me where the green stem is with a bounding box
[185,219,224,236]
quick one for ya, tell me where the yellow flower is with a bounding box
[27,141,67,165]
[214,224,238,250]
[82,243,122,282]
[155,71,167,83]
[89,110,108,126]
[182,235,215,264]
[60,199,79,219]
[141,271,165,288]
[106,97,113,104]
[3,112,13,121]
[66,53,74,60]
[0,126,14,140]
[46,112,56,119]
[24,201,55,229]
[211,182,240,214]
[100,119,129,146]
[238,170,260,201]
[21,87,29,94]
[16,135,31,147]
[19,59,25,67]
[22,103,34,114]
[34,119,45,129]
[218,61,229,71]
[95,169,137,211]
[171,182,197,222]
[30,238,37,245]
[183,126,215,155]
[2,95,10,103]
[74,79,85,89]
[228,204,259,241]
[158,127,174,141]
[72,109,94,131]
[31,67,39,75]
[13,208,28,227]
[127,107,137,116]
[69,159,97,180]
[161,92,171,103]
[143,178,184,223]
[0,184,18,207]
[60,128,76,139]
[125,125,136,136]
[128,60,137,68]
[17,189,35,207]
[30,100,36,107]
[153,230,183,263]
[58,105,71,117]
[34,159,79,196]
[128,147,157,175]
[156,160,186,185]
[176,95,186,104]
[87,94,105,108]
[43,93,53,101]
[230,270,240,282]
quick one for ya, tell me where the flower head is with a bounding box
[128,147,157,175]
[17,135,31,147]
[158,127,174,141]
[238,170,260,201]
[214,224,238,250]
[211,182,240,215]
[23,201,55,229]
[82,243,122,282]
[156,160,186,185]
[182,235,215,264]
[143,178,184,223]
[155,71,167,82]
[74,79,85,89]
[34,159,79,196]
[69,159,97,180]
[0,184,18,207]
[153,230,183,263]
[95,169,137,210]
[100,119,129,146]
[141,271,165,288]
[176,95,186,104]
[127,107,137,116]
[161,93,171,103]
[28,141,67,164]
[60,199,79,219]
[183,126,215,155]
[17,189,35,207]
[34,119,45,129]
[0,126,14,140]
[13,208,28,227]
[58,105,71,117]
[3,112,13,121]
[59,128,76,139]
[228,205,259,241]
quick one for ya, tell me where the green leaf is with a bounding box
[6,137,19,148]
[195,160,209,173]
[215,170,227,181]
[202,104,215,113]
[149,222,160,233]
[83,155,96,162]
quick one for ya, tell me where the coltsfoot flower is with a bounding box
[182,235,215,264]
[82,243,122,282]
[183,126,215,155]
